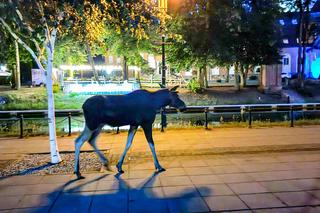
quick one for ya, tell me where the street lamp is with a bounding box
[158,0,168,86]
[161,34,166,86]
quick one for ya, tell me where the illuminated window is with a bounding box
[292,19,298,25]
[283,39,289,44]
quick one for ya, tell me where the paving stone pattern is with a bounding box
[0,150,320,212]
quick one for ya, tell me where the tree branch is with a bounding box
[0,17,45,71]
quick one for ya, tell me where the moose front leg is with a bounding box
[116,125,138,173]
[142,124,165,172]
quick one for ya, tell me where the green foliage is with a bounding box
[187,78,202,93]
[54,36,87,67]
[53,84,60,93]
[166,0,281,72]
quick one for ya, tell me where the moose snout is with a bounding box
[177,103,187,112]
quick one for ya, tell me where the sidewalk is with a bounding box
[0,150,320,212]
[1,126,320,161]
[0,126,320,212]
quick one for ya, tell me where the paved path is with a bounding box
[0,150,320,212]
[1,126,320,162]
[1,126,320,212]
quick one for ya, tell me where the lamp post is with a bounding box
[158,0,168,86]
[161,34,166,86]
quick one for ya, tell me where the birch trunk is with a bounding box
[15,40,21,90]
[0,18,61,164]
[46,29,61,164]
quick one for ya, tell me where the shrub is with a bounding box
[53,84,60,93]
[187,78,202,93]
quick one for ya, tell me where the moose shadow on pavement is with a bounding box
[29,172,211,213]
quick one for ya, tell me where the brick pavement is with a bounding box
[1,126,320,212]
[1,126,320,161]
[0,151,320,212]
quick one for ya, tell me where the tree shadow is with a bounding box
[0,163,54,180]
[27,171,211,213]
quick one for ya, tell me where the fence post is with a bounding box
[248,107,252,128]
[151,75,153,88]
[161,108,166,132]
[68,112,72,136]
[290,106,294,127]
[19,114,24,139]
[204,108,208,129]
[116,127,120,134]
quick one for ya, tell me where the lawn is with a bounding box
[0,85,310,110]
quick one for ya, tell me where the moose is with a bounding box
[74,86,186,179]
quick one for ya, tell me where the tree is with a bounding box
[166,0,215,89]
[66,0,160,82]
[65,0,111,82]
[102,0,161,81]
[0,17,28,89]
[281,0,318,88]
[0,31,32,88]
[166,0,281,90]
[54,35,87,78]
[229,0,281,89]
[0,0,73,164]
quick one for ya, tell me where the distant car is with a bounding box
[0,71,11,77]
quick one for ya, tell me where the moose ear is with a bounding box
[170,85,179,92]
[159,83,166,89]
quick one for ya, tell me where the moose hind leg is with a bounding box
[116,125,138,173]
[74,125,92,179]
[142,124,165,172]
[88,128,110,171]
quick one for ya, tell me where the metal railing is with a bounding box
[0,103,320,138]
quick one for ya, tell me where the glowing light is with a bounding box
[64,80,140,95]
[311,58,320,79]
[59,65,141,74]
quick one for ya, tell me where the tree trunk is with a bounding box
[297,7,304,88]
[197,67,205,88]
[226,66,230,83]
[15,40,21,90]
[301,5,310,89]
[234,63,240,91]
[46,29,62,164]
[204,66,208,88]
[85,42,100,83]
[123,56,128,81]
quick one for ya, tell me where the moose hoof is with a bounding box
[116,163,124,174]
[74,172,85,180]
[157,167,166,173]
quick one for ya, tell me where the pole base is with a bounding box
[51,154,62,164]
